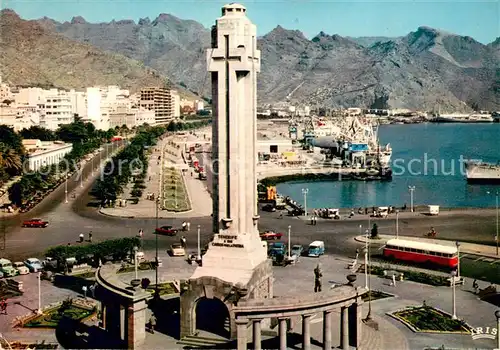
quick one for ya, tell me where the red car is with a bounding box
[22,218,49,228]
[260,230,283,241]
[155,225,178,236]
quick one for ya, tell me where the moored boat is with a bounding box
[465,161,500,183]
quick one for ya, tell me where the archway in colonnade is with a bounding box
[195,297,230,338]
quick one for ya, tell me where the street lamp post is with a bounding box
[364,229,373,321]
[487,191,499,255]
[197,225,201,260]
[91,156,94,177]
[302,188,309,216]
[64,174,68,203]
[456,241,461,278]
[364,229,368,290]
[155,197,159,297]
[288,225,291,259]
[37,271,42,314]
[396,210,399,239]
[408,186,415,212]
[495,310,500,350]
[133,246,138,280]
[451,270,457,319]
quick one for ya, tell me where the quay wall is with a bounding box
[257,166,365,184]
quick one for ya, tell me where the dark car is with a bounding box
[155,226,178,236]
[22,218,49,228]
[260,230,283,240]
[262,204,276,212]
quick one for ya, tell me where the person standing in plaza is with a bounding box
[0,298,7,315]
[186,222,191,231]
[149,313,157,334]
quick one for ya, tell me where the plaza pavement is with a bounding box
[355,234,500,260]
[1,251,497,349]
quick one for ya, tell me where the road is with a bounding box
[0,139,499,264]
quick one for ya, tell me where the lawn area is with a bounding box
[357,265,450,287]
[460,257,500,284]
[362,290,393,302]
[146,282,178,296]
[117,261,154,274]
[162,168,191,212]
[23,300,96,328]
[392,306,471,333]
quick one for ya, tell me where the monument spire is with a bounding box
[190,2,268,283]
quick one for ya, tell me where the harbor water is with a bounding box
[276,123,500,209]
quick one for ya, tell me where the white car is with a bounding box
[169,243,186,257]
[13,262,29,275]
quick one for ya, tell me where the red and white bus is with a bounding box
[383,239,458,268]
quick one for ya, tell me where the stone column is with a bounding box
[236,320,248,350]
[279,318,287,350]
[105,303,121,339]
[126,299,147,349]
[323,311,332,350]
[253,319,262,350]
[340,307,349,350]
[302,314,311,350]
[348,302,362,347]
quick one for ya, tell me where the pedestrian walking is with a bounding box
[149,314,157,334]
[472,279,479,294]
[0,298,7,315]
[182,221,187,231]
[181,236,187,248]
[186,222,191,231]
[79,233,84,243]
[88,231,93,243]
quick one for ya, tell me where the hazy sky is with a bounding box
[2,0,499,44]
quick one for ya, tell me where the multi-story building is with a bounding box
[40,89,74,130]
[109,106,155,129]
[171,90,181,118]
[22,139,72,171]
[69,89,86,118]
[140,87,174,124]
[0,77,12,101]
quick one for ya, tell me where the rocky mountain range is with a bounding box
[3,9,499,110]
[0,9,196,99]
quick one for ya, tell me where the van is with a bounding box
[307,241,325,257]
[428,205,440,215]
[0,258,17,277]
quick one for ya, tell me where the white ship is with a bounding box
[306,115,392,167]
[465,161,500,183]
[434,113,493,123]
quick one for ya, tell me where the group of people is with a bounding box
[181,221,191,231]
[79,231,93,243]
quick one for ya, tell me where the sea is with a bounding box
[276,123,500,209]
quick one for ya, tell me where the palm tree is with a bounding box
[0,143,23,176]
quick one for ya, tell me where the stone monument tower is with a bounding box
[180,3,273,340]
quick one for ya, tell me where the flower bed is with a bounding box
[22,299,96,329]
[390,306,472,333]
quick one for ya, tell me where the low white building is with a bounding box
[22,139,73,171]
[109,107,155,129]
[257,139,294,154]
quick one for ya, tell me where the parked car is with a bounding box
[262,204,276,212]
[291,245,304,257]
[268,242,287,257]
[13,262,29,275]
[24,258,43,272]
[22,218,49,228]
[169,243,186,257]
[0,258,17,277]
[260,230,283,241]
[155,226,178,236]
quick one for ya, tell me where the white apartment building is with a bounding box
[69,89,86,117]
[41,89,74,130]
[195,100,204,111]
[14,87,46,107]
[172,91,181,118]
[0,77,12,101]
[109,107,155,129]
[22,139,73,171]
[0,105,41,131]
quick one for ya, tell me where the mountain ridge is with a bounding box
[2,9,498,110]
